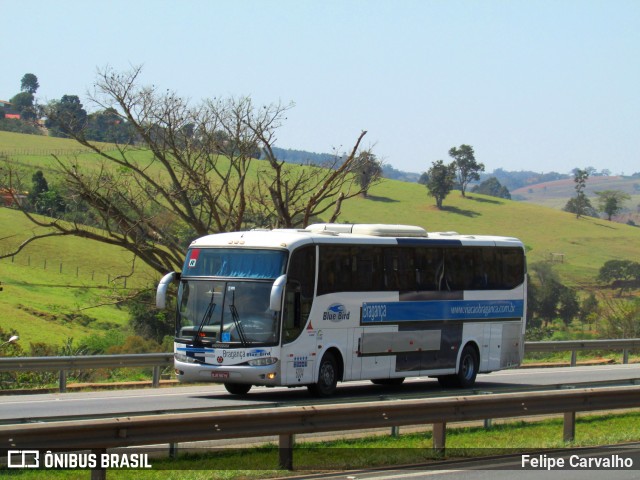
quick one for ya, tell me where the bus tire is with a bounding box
[308,353,338,397]
[437,345,479,389]
[371,377,405,386]
[224,383,252,395]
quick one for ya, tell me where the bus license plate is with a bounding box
[211,372,229,379]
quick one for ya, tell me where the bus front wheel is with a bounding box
[224,383,252,395]
[437,345,479,389]
[308,353,338,397]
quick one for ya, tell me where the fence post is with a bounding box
[433,422,446,454]
[91,448,107,480]
[152,366,161,388]
[169,443,178,458]
[279,434,294,470]
[59,370,67,393]
[563,412,576,442]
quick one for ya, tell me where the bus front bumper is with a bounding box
[174,358,281,386]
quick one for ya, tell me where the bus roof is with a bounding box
[188,224,524,250]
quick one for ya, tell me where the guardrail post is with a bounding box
[432,422,446,454]
[391,426,400,437]
[279,434,294,470]
[152,366,161,388]
[91,448,107,480]
[563,412,576,442]
[59,370,67,393]
[169,443,178,458]
[570,350,577,367]
[623,349,629,364]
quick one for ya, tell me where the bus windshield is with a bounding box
[182,248,287,279]
[176,279,279,346]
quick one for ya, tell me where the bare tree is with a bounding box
[1,66,379,275]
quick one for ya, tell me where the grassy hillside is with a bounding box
[342,178,640,286]
[0,130,101,154]
[0,208,159,346]
[511,175,640,217]
[2,131,639,347]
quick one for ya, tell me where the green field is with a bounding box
[1,131,639,347]
[0,207,160,346]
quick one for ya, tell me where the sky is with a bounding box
[2,0,639,175]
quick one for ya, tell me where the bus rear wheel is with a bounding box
[308,353,338,397]
[437,345,479,389]
[224,383,252,395]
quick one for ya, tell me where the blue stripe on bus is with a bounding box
[361,299,524,323]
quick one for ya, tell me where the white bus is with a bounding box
[156,223,527,396]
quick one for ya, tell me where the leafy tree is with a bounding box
[537,280,561,326]
[529,261,560,286]
[424,160,456,209]
[85,108,135,143]
[526,277,541,329]
[595,190,630,221]
[578,293,599,328]
[470,177,511,199]
[26,170,65,216]
[597,259,640,296]
[599,298,640,339]
[354,151,382,197]
[2,66,377,276]
[126,289,174,343]
[27,170,49,204]
[557,286,580,326]
[448,144,484,197]
[563,197,598,218]
[564,168,595,219]
[9,92,37,122]
[45,95,88,137]
[20,73,39,94]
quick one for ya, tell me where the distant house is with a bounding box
[0,100,20,119]
[0,188,27,207]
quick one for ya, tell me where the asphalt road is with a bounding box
[1,364,639,423]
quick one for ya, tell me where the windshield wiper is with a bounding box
[193,287,216,345]
[227,286,248,346]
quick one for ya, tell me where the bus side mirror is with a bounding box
[270,275,287,312]
[156,271,178,309]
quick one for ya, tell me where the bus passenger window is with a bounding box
[415,248,442,291]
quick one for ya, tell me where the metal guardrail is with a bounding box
[1,385,640,475]
[525,338,640,366]
[0,353,173,392]
[0,339,638,393]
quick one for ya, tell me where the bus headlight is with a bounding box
[248,357,278,366]
[175,353,199,364]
